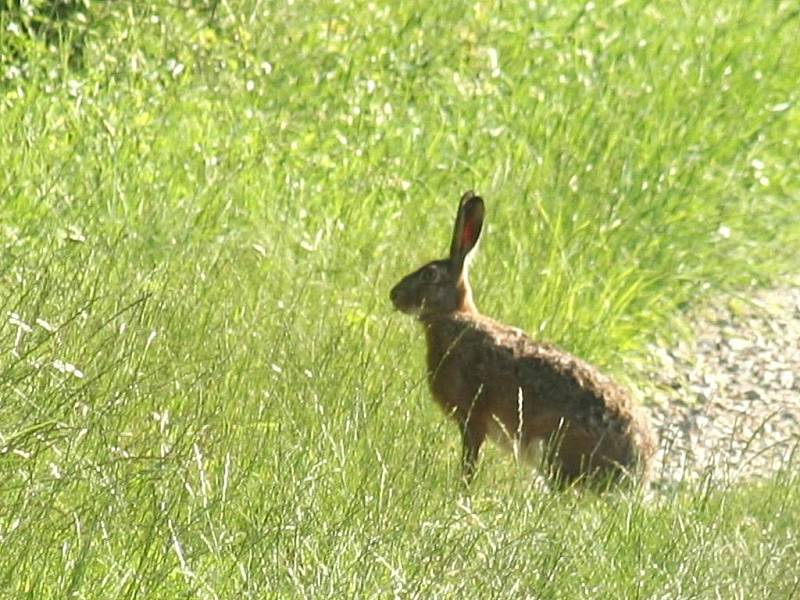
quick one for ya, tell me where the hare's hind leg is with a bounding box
[544,427,622,489]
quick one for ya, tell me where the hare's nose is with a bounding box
[390,283,409,310]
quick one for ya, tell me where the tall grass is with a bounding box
[1,0,799,597]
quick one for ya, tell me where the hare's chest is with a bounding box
[425,339,500,416]
[425,346,469,412]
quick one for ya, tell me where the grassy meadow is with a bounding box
[2,0,800,597]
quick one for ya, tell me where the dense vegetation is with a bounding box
[1,1,798,597]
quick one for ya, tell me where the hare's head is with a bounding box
[390,191,485,318]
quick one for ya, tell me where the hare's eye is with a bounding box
[422,268,438,282]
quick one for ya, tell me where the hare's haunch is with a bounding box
[390,191,655,487]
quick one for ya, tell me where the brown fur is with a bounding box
[390,191,655,487]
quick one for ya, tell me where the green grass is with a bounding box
[1,0,799,597]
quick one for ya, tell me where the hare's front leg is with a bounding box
[459,420,486,484]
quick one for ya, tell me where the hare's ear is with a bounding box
[449,190,485,269]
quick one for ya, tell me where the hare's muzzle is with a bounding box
[389,283,403,309]
[389,281,415,314]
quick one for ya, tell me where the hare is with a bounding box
[389,191,655,487]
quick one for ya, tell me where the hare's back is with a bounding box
[467,315,635,423]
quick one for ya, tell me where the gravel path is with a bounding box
[645,283,800,488]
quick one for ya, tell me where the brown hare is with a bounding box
[390,191,655,487]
